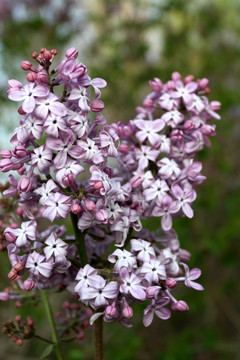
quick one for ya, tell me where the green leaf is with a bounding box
[40,344,54,359]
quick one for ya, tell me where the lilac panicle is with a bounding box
[0,48,220,328]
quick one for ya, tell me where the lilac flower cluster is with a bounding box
[0,48,220,327]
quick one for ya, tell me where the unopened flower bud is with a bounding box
[17,177,32,193]
[13,263,23,272]
[62,173,75,187]
[184,120,195,130]
[10,223,18,229]
[198,78,209,89]
[166,278,177,289]
[85,200,96,211]
[0,159,13,172]
[179,249,191,262]
[37,72,48,83]
[167,80,175,90]
[27,316,34,327]
[71,203,82,214]
[172,71,181,81]
[21,61,32,71]
[13,145,27,159]
[91,100,104,112]
[15,315,22,323]
[16,338,23,347]
[184,75,194,84]
[94,181,103,190]
[146,286,160,299]
[43,50,52,60]
[130,175,143,189]
[95,209,108,223]
[118,144,129,154]
[171,129,183,142]
[16,207,24,216]
[32,52,38,59]
[210,101,221,111]
[65,47,78,59]
[23,279,35,291]
[27,71,37,82]
[0,149,12,159]
[4,232,17,243]
[106,304,117,317]
[103,166,113,178]
[149,77,162,91]
[17,166,26,175]
[174,300,189,312]
[8,269,18,280]
[143,98,153,108]
[122,305,133,319]
[0,291,9,301]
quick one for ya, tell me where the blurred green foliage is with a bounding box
[0,0,240,359]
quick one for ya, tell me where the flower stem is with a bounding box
[95,316,103,360]
[70,212,88,266]
[41,290,64,360]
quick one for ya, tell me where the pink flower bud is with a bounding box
[174,300,189,312]
[21,61,32,71]
[91,100,104,112]
[13,263,24,272]
[71,203,82,214]
[85,200,96,211]
[62,173,75,187]
[171,129,183,142]
[166,278,177,289]
[63,301,70,309]
[143,98,153,108]
[210,101,221,111]
[118,144,129,154]
[167,80,175,90]
[146,286,160,299]
[184,75,194,84]
[27,71,37,82]
[17,177,32,193]
[37,72,48,83]
[172,71,181,81]
[10,223,18,229]
[23,279,36,291]
[130,175,143,189]
[201,125,216,136]
[13,146,27,159]
[18,106,26,115]
[4,232,17,243]
[0,291,9,301]
[106,304,117,317]
[65,47,78,59]
[0,149,12,159]
[198,78,209,89]
[16,207,24,216]
[43,50,52,60]
[95,209,108,223]
[94,181,103,190]
[17,166,26,175]
[8,269,18,280]
[179,249,191,262]
[0,159,13,172]
[122,305,133,319]
[183,120,195,130]
[149,77,162,91]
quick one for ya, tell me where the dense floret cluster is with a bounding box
[0,47,220,327]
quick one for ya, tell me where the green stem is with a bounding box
[41,290,64,360]
[34,334,54,344]
[95,316,103,360]
[70,212,88,266]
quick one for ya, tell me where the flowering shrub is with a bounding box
[0,47,220,359]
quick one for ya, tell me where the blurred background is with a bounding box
[0,0,240,359]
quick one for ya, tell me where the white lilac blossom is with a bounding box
[0,50,220,328]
